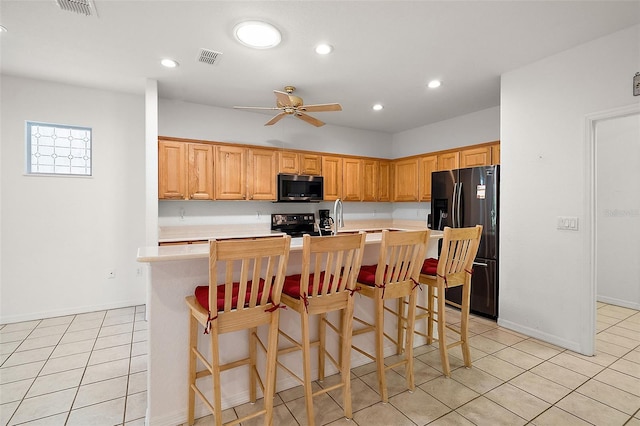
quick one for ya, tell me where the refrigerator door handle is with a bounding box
[472,261,488,267]
[457,182,463,228]
[451,183,458,228]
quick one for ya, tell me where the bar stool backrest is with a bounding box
[375,230,430,295]
[436,226,483,288]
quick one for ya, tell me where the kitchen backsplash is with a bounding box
[158,200,430,227]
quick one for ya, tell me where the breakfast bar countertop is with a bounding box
[141,220,440,262]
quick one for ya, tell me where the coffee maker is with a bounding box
[318,209,332,232]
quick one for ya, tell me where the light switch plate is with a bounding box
[634,73,640,96]
[557,216,579,231]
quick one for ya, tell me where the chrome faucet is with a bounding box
[333,198,344,235]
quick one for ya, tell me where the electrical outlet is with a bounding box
[634,73,640,96]
[136,267,143,277]
[557,216,579,231]
[107,269,116,279]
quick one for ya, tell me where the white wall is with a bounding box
[500,25,640,354]
[392,106,500,159]
[596,113,640,309]
[0,75,147,323]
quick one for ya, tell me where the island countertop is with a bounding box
[141,220,440,262]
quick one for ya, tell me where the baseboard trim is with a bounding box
[596,296,640,311]
[0,299,146,324]
[497,318,582,354]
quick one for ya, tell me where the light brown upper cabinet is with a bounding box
[460,146,491,168]
[278,152,322,175]
[158,140,186,200]
[159,140,214,200]
[215,145,246,200]
[437,151,459,171]
[248,148,278,200]
[491,143,500,165]
[322,155,343,201]
[187,143,214,200]
[378,161,391,202]
[419,155,438,201]
[342,158,363,201]
[393,158,419,202]
[362,159,379,202]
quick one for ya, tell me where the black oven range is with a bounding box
[271,213,327,237]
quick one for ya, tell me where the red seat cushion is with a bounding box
[282,272,336,298]
[421,258,439,275]
[357,264,379,286]
[194,279,267,312]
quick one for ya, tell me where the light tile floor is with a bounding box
[2,303,639,425]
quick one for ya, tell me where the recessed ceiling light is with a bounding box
[427,80,442,89]
[0,25,7,32]
[372,104,384,111]
[161,58,179,68]
[234,21,281,49]
[315,44,333,55]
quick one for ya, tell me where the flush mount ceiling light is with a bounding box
[315,44,333,55]
[161,58,179,68]
[234,21,281,49]
[0,25,7,32]
[427,80,442,89]
[372,104,384,111]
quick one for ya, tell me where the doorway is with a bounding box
[586,104,640,355]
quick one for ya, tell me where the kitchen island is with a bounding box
[138,221,440,425]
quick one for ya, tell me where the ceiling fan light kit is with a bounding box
[234,86,342,127]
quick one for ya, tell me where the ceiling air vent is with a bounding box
[198,49,223,66]
[55,0,97,16]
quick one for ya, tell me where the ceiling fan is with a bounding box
[234,86,342,127]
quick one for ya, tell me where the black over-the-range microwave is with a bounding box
[277,174,324,202]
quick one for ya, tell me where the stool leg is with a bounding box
[405,291,417,392]
[426,286,435,345]
[300,310,315,425]
[375,296,388,403]
[187,313,198,426]
[263,312,280,426]
[437,285,450,377]
[341,300,355,419]
[396,298,405,355]
[210,325,223,426]
[249,327,257,403]
[318,313,326,382]
[460,283,472,368]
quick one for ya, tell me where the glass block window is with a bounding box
[27,121,92,176]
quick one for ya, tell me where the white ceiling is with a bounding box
[1,1,639,134]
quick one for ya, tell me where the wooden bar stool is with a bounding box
[351,229,430,403]
[185,235,291,426]
[414,225,482,377]
[277,232,366,426]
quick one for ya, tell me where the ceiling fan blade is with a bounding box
[265,112,287,126]
[234,106,281,110]
[295,112,325,127]
[274,90,294,107]
[300,103,342,112]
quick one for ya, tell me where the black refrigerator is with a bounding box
[430,165,499,319]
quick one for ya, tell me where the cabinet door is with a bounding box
[158,140,186,199]
[343,158,363,201]
[278,151,299,174]
[362,159,379,202]
[491,143,500,165]
[378,161,391,202]
[215,145,246,200]
[393,158,419,202]
[187,143,214,200]
[300,154,322,175]
[248,148,277,200]
[460,146,491,168]
[419,155,438,201]
[322,155,343,201]
[437,151,459,171]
